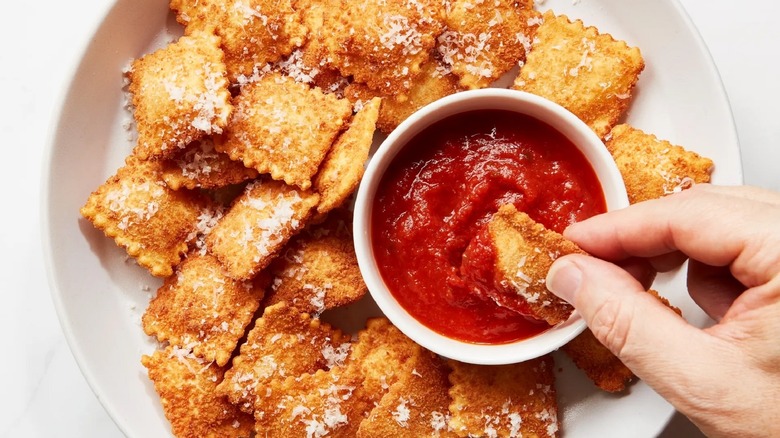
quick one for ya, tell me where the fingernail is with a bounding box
[546,260,582,303]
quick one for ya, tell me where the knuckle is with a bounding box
[589,294,635,357]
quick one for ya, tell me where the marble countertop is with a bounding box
[1,0,777,436]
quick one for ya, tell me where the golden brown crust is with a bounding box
[325,0,445,99]
[485,204,585,325]
[263,214,366,313]
[253,367,371,436]
[448,356,559,438]
[80,158,204,277]
[314,97,380,214]
[160,137,258,190]
[357,350,457,437]
[206,179,320,280]
[142,252,264,366]
[345,60,462,134]
[217,301,352,413]
[127,32,232,160]
[438,0,541,89]
[512,11,644,138]
[215,73,352,190]
[606,124,714,204]
[141,347,254,438]
[170,0,307,83]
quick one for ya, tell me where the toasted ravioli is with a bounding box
[448,357,559,438]
[206,179,320,280]
[170,0,306,82]
[438,0,541,89]
[357,350,456,438]
[314,97,380,214]
[169,0,222,33]
[80,158,204,277]
[606,124,714,203]
[461,204,585,325]
[142,253,264,367]
[161,137,258,190]
[264,215,366,314]
[562,289,681,392]
[217,302,351,412]
[325,0,445,99]
[127,32,232,160]
[512,11,644,138]
[216,73,352,189]
[254,367,370,437]
[345,60,462,134]
[142,347,253,438]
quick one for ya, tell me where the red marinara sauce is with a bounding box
[371,110,607,344]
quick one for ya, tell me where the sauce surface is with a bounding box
[372,110,606,344]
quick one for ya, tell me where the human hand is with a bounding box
[545,184,780,438]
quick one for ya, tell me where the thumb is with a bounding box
[546,254,726,403]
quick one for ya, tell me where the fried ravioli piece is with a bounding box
[161,137,259,190]
[80,158,204,277]
[345,60,462,134]
[254,367,370,437]
[169,0,306,82]
[314,97,380,214]
[357,350,456,438]
[142,347,253,438]
[606,124,714,204]
[344,318,422,401]
[216,73,352,189]
[169,0,222,33]
[217,302,352,412]
[461,204,585,325]
[438,0,540,89]
[127,32,232,160]
[326,0,445,100]
[264,214,367,314]
[448,357,559,438]
[562,289,681,392]
[512,11,644,138]
[142,253,264,367]
[206,179,320,279]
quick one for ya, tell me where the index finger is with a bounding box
[564,184,780,288]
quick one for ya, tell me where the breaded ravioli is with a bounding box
[513,11,644,138]
[314,97,381,214]
[80,157,204,277]
[216,73,352,190]
[142,347,254,438]
[357,350,456,437]
[127,32,232,160]
[345,60,462,134]
[161,137,258,190]
[606,124,714,203]
[448,357,559,438]
[217,302,352,413]
[170,0,307,82]
[206,179,320,280]
[461,204,585,325]
[264,213,366,314]
[438,0,541,89]
[253,367,370,437]
[325,0,445,100]
[142,252,265,366]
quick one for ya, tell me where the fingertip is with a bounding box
[546,257,583,304]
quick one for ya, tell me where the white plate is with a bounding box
[43,0,742,437]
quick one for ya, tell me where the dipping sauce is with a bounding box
[371,110,606,344]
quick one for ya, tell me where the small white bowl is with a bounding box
[353,88,629,365]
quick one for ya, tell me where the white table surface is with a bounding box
[1,1,777,436]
